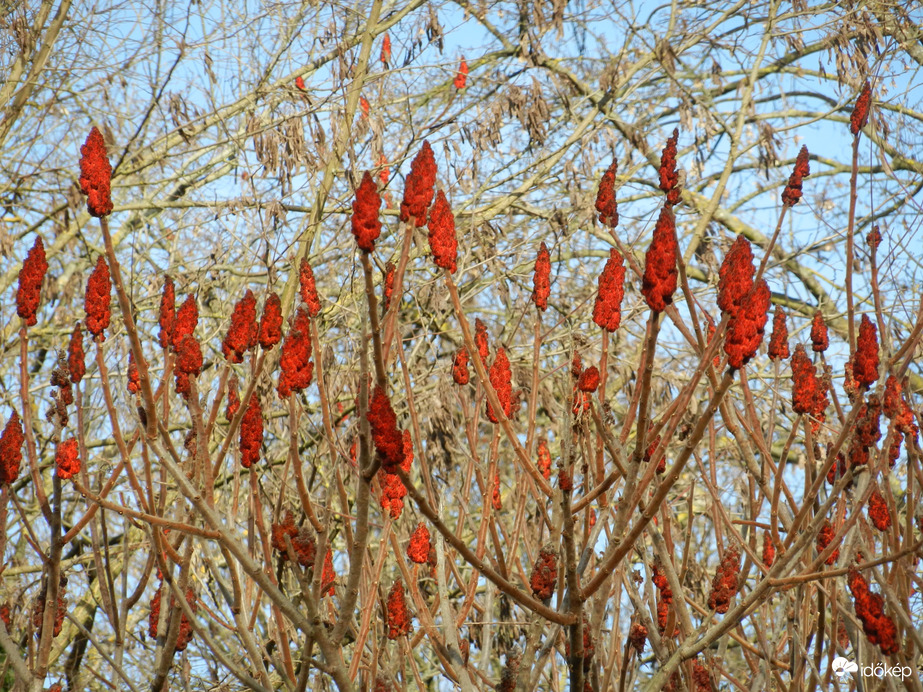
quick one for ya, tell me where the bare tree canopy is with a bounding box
[0,0,921,690]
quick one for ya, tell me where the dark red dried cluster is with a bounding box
[53,438,79,480]
[258,293,282,350]
[157,276,175,349]
[407,523,431,564]
[659,129,681,206]
[577,366,600,393]
[0,411,25,486]
[762,531,775,567]
[810,311,828,352]
[595,159,619,228]
[474,318,489,362]
[628,622,648,654]
[299,258,321,317]
[278,309,314,398]
[532,242,551,312]
[17,236,48,327]
[817,521,839,565]
[724,279,771,370]
[558,466,573,492]
[271,511,316,566]
[171,294,198,351]
[79,127,113,217]
[791,344,826,423]
[380,261,395,312]
[351,171,383,251]
[428,190,458,273]
[848,395,882,468]
[32,590,66,639]
[848,569,898,655]
[692,660,712,692]
[641,205,678,313]
[652,564,673,634]
[452,347,470,385]
[496,655,520,692]
[529,547,558,600]
[453,58,468,90]
[68,325,85,384]
[223,290,258,363]
[850,81,872,136]
[239,395,263,468]
[486,347,513,423]
[225,376,240,421]
[400,141,436,227]
[781,145,810,207]
[536,438,551,480]
[592,248,625,332]
[320,550,336,596]
[707,548,740,614]
[378,435,411,518]
[149,584,197,651]
[368,387,404,471]
[884,375,919,443]
[867,225,882,250]
[492,470,502,510]
[127,352,140,394]
[564,616,595,670]
[386,581,412,639]
[717,235,754,318]
[852,314,879,389]
[84,256,112,338]
[174,334,203,399]
[768,306,790,361]
[868,487,891,531]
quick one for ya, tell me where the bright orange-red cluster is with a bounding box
[258,293,282,350]
[532,242,551,311]
[380,33,391,66]
[717,235,754,318]
[67,324,86,384]
[768,306,790,361]
[149,584,197,651]
[454,58,468,90]
[474,318,489,362]
[79,127,113,217]
[791,344,826,422]
[171,294,198,351]
[352,171,383,251]
[174,334,203,399]
[452,347,469,385]
[383,261,395,311]
[0,411,25,486]
[707,548,740,614]
[762,531,775,567]
[659,129,681,206]
[158,276,175,349]
[407,523,430,564]
[781,145,810,207]
[84,256,112,338]
[223,290,258,364]
[641,205,678,313]
[486,347,513,423]
[127,352,140,394]
[850,81,872,135]
[368,387,404,471]
[852,314,879,389]
[577,366,600,393]
[529,547,557,600]
[592,249,625,332]
[536,438,551,480]
[595,159,619,228]
[652,564,673,634]
[400,141,436,227]
[491,470,502,510]
[270,511,317,566]
[225,376,240,421]
[810,311,828,352]
[848,569,898,654]
[386,581,412,639]
[16,237,48,327]
[278,308,314,398]
[868,487,891,531]
[428,190,458,273]
[299,258,321,317]
[817,521,839,565]
[724,279,770,370]
[239,395,263,468]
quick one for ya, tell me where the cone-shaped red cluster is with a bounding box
[781,145,810,207]
[707,548,740,614]
[491,470,502,510]
[717,235,754,318]
[381,34,391,66]
[174,334,203,399]
[529,547,558,600]
[724,279,771,370]
[867,225,882,249]
[768,306,790,361]
[641,205,678,312]
[652,564,673,634]
[762,531,775,567]
[239,395,263,468]
[848,395,882,468]
[454,58,468,90]
[68,324,86,384]
[628,623,648,654]
[400,141,436,227]
[368,387,404,471]
[299,258,321,317]
[226,376,240,421]
[0,412,24,485]
[532,242,551,311]
[278,309,314,398]
[474,318,489,362]
[351,171,383,251]
[321,550,335,596]
[171,294,198,351]
[55,439,80,480]
[852,314,879,389]
[85,256,112,338]
[595,159,619,228]
[271,511,316,566]
[810,311,828,352]
[817,521,839,565]
[577,366,600,393]
[223,290,258,363]
[452,347,470,385]
[407,523,431,564]
[376,431,413,518]
[386,581,412,639]
[791,344,822,416]
[850,81,872,135]
[536,438,551,480]
[79,127,113,217]
[158,277,175,349]
[149,584,197,651]
[592,248,625,331]
[427,190,458,273]
[659,129,681,206]
[848,569,898,654]
[258,293,282,350]
[486,347,512,423]
[868,487,891,531]
[127,352,140,394]
[16,237,48,327]
[382,261,395,311]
